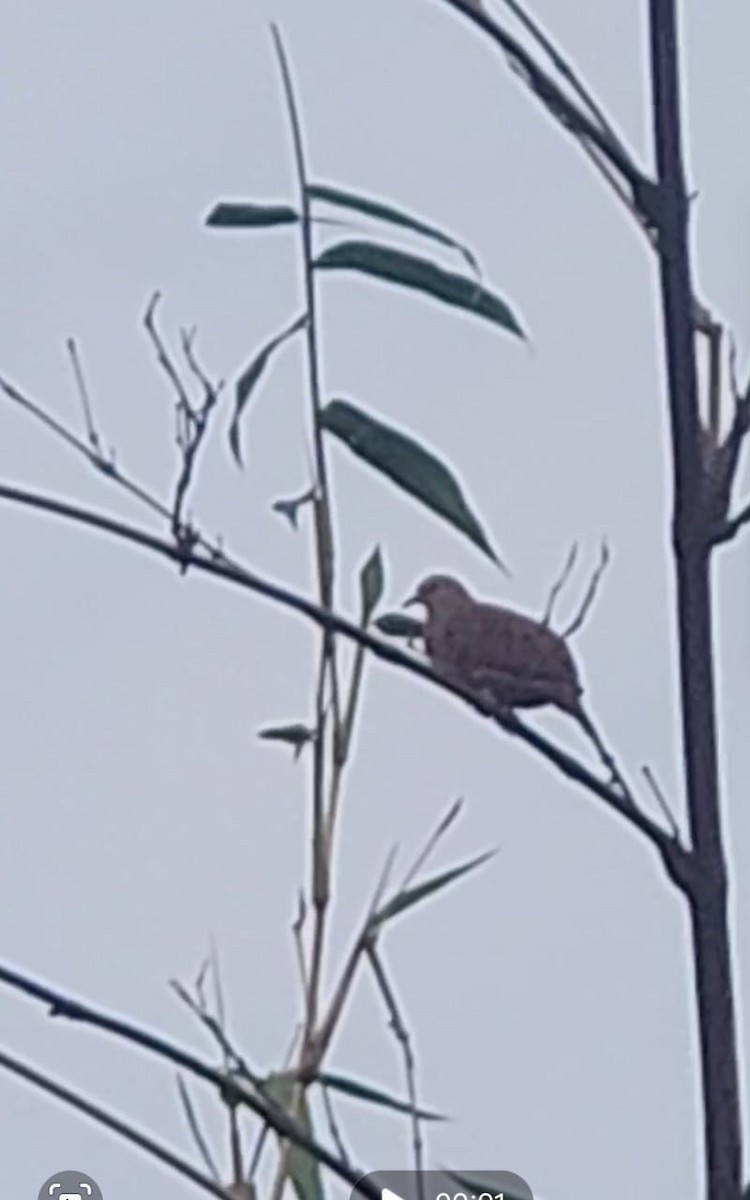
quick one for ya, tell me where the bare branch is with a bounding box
[561,540,610,638]
[642,765,681,841]
[541,541,578,626]
[573,705,635,802]
[366,945,426,1193]
[177,1074,223,1183]
[0,1045,232,1198]
[440,0,660,231]
[0,370,241,572]
[495,0,627,152]
[171,979,257,1085]
[66,339,101,452]
[321,1084,352,1168]
[143,294,224,548]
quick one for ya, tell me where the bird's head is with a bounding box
[403,574,471,613]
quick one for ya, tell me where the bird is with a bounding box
[404,574,584,719]
[403,574,625,790]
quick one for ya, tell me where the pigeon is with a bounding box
[404,574,584,718]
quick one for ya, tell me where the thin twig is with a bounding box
[144,291,194,416]
[171,980,258,1084]
[66,338,101,452]
[495,0,628,152]
[177,1074,223,1183]
[642,765,681,841]
[366,945,426,1199]
[321,1085,352,1168]
[292,892,309,1004]
[488,1,658,244]
[315,849,398,1061]
[441,0,659,229]
[562,540,610,638]
[0,1046,232,1198]
[143,294,224,546]
[573,705,636,804]
[0,371,242,573]
[542,542,578,626]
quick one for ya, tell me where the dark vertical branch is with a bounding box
[648,4,743,1197]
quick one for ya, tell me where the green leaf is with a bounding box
[230,313,307,466]
[360,546,384,623]
[205,201,299,229]
[263,1072,324,1200]
[308,183,480,276]
[320,399,507,570]
[374,612,424,640]
[318,1071,445,1121]
[314,241,524,339]
[372,850,496,928]
[258,723,315,761]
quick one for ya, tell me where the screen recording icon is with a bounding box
[38,1171,103,1200]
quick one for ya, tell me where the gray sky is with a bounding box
[1,1,749,1197]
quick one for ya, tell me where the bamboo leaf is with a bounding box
[374,612,424,640]
[314,241,524,338]
[205,201,299,229]
[372,850,496,928]
[258,723,315,761]
[320,399,507,570]
[230,314,307,466]
[308,183,480,276]
[318,1071,445,1120]
[360,546,385,623]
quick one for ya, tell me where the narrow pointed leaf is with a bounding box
[258,723,315,761]
[374,612,424,640]
[372,850,496,928]
[360,546,384,623]
[318,1071,445,1120]
[263,1072,324,1200]
[230,313,307,466]
[320,399,507,570]
[205,201,299,229]
[315,241,524,338]
[308,183,480,276]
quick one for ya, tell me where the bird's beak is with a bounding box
[403,591,421,608]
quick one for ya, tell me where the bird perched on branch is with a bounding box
[404,574,622,786]
[405,574,583,717]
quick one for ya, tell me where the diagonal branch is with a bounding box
[0,1046,232,1198]
[0,480,691,887]
[0,959,379,1200]
[439,0,660,230]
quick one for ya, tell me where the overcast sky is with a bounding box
[1,2,749,1198]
